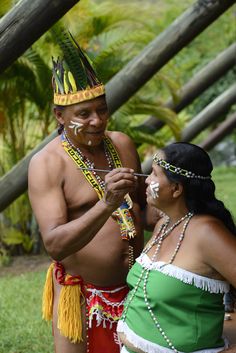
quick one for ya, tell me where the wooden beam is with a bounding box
[200,112,236,151]
[140,42,236,132]
[106,0,236,114]
[181,83,236,141]
[141,84,236,173]
[0,131,58,212]
[0,0,80,73]
[0,0,235,211]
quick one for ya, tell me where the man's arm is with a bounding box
[28,151,136,261]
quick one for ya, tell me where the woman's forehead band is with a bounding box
[153,154,211,180]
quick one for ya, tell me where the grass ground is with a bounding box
[0,271,53,353]
[0,166,235,353]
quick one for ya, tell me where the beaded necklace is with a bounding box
[63,129,114,191]
[121,212,194,353]
[61,130,136,247]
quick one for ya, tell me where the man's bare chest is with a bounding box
[62,161,104,213]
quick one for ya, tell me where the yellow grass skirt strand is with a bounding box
[42,263,54,321]
[42,263,84,343]
[57,274,84,343]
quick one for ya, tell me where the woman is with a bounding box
[117,142,236,353]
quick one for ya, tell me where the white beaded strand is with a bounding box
[142,214,193,352]
[121,212,194,353]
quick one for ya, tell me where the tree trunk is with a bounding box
[140,43,236,132]
[142,84,236,173]
[200,112,236,151]
[0,0,80,73]
[106,0,236,114]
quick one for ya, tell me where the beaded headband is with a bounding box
[153,154,211,180]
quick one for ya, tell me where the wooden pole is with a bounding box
[200,112,236,151]
[140,43,236,132]
[106,0,236,114]
[0,0,235,211]
[0,131,58,212]
[141,84,236,173]
[0,0,80,73]
[181,84,236,141]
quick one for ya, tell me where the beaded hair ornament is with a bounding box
[51,23,105,106]
[153,154,211,180]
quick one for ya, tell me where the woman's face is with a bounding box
[145,151,174,209]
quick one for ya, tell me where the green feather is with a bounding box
[51,22,87,89]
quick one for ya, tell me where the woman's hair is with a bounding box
[161,142,236,235]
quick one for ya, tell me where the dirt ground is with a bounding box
[0,254,51,277]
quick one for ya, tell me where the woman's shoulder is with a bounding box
[189,214,235,245]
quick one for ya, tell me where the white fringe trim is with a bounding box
[117,321,226,353]
[136,254,229,294]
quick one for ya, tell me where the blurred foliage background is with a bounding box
[0,0,235,263]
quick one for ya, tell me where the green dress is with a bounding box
[117,253,229,353]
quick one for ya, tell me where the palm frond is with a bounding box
[119,95,182,140]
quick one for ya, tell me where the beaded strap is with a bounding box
[61,131,136,242]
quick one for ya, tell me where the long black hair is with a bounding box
[161,142,236,235]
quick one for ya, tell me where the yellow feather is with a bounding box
[68,71,77,93]
[64,72,69,94]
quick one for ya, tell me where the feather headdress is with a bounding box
[51,23,105,106]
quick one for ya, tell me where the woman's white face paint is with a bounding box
[68,120,84,135]
[150,181,159,199]
[88,140,92,146]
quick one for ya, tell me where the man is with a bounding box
[28,30,145,353]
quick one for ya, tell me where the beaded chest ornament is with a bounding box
[61,131,136,242]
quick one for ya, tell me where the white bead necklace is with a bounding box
[63,130,113,190]
[122,212,194,353]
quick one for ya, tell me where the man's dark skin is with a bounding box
[28,95,146,353]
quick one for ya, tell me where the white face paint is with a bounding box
[88,140,92,146]
[68,120,84,135]
[150,181,159,199]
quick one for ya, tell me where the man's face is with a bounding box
[55,95,109,147]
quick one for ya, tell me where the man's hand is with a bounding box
[103,168,137,209]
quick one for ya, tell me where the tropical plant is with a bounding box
[2,0,233,259]
[0,0,185,258]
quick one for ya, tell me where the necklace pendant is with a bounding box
[124,194,133,209]
[128,230,136,239]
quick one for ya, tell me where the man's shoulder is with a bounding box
[106,130,135,149]
[29,136,62,170]
[106,130,140,168]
